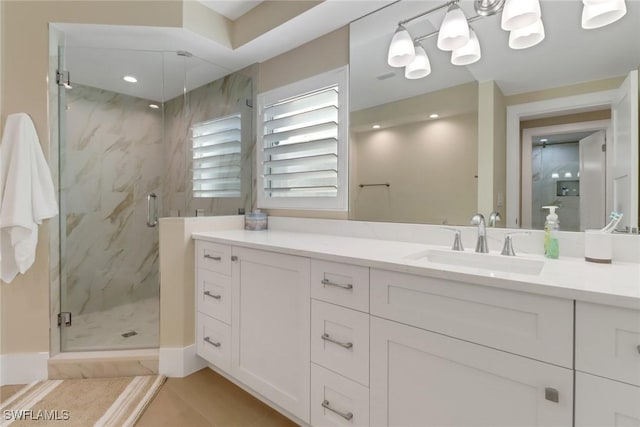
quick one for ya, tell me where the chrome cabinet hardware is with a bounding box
[204,291,221,300]
[321,333,353,349]
[204,254,222,261]
[321,278,353,290]
[544,387,559,403]
[204,336,221,348]
[231,255,238,261]
[146,193,158,227]
[321,400,353,421]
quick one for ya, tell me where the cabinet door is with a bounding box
[231,247,311,423]
[370,317,573,427]
[576,372,640,427]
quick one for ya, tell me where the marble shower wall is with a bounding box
[163,69,254,217]
[62,84,163,316]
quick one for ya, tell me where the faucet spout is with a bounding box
[471,213,489,253]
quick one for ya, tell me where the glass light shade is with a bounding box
[509,19,545,49]
[581,0,627,29]
[405,45,431,79]
[451,29,481,65]
[388,26,415,67]
[501,0,541,31]
[437,4,470,51]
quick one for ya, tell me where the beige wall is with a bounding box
[521,110,611,130]
[257,26,348,94]
[0,1,184,355]
[505,76,625,106]
[351,113,478,225]
[159,217,243,347]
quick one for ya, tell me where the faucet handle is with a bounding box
[501,231,530,256]
[441,227,464,251]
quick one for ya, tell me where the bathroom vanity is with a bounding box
[192,221,640,427]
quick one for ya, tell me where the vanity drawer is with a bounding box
[311,363,369,427]
[576,302,640,386]
[196,269,231,324]
[196,312,231,373]
[311,300,370,386]
[311,260,369,312]
[195,240,231,276]
[370,269,574,368]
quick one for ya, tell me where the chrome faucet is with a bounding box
[470,213,489,253]
[488,211,501,227]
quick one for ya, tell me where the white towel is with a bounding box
[0,113,58,283]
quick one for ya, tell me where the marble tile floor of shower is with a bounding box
[62,297,159,351]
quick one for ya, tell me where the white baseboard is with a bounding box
[159,345,206,378]
[0,352,49,385]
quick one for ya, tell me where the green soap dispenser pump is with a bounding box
[542,206,560,259]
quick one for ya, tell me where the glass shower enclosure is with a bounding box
[54,32,253,352]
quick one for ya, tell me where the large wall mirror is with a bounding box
[349,0,640,232]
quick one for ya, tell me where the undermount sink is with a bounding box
[405,248,545,276]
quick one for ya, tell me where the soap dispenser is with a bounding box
[542,206,560,259]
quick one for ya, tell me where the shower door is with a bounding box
[58,47,164,351]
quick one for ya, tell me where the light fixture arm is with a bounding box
[398,0,458,27]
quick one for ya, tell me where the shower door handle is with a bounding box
[147,193,158,227]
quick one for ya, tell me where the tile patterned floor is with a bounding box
[62,297,159,351]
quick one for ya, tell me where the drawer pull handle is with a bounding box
[321,278,353,290]
[204,291,221,300]
[544,387,559,403]
[204,254,222,261]
[204,336,221,348]
[321,333,353,349]
[322,400,353,421]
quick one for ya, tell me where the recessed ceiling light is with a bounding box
[429,113,439,119]
[564,172,572,178]
[372,124,381,129]
[123,75,138,83]
[551,172,559,179]
[149,104,160,109]
[540,138,548,142]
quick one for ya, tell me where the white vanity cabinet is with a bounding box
[369,269,574,427]
[231,246,311,423]
[575,302,640,426]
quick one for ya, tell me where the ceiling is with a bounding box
[55,1,391,102]
[350,0,640,111]
[197,0,263,20]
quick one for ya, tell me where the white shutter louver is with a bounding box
[192,114,241,198]
[262,87,339,198]
[257,66,349,211]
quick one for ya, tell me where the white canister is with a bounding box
[584,230,612,264]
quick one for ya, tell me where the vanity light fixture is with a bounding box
[581,0,627,29]
[509,18,545,49]
[551,172,560,179]
[564,172,573,178]
[451,28,482,65]
[405,43,432,79]
[388,0,627,80]
[123,75,138,83]
[149,104,160,109]
[372,124,381,129]
[437,3,470,51]
[430,113,440,119]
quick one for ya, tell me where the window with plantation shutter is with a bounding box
[192,114,242,198]
[257,67,349,210]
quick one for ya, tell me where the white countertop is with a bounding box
[192,229,640,310]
